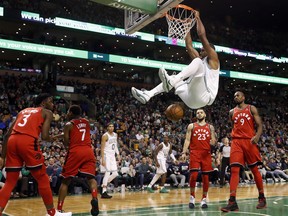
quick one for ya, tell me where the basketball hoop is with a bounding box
[165,4,196,40]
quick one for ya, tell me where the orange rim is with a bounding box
[165,4,195,21]
[175,4,194,11]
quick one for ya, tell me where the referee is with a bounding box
[219,137,231,187]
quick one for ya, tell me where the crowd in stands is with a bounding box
[0,72,287,198]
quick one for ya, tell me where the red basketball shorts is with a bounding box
[6,134,44,171]
[189,149,213,173]
[230,139,262,167]
[61,147,96,178]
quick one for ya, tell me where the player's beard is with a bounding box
[234,98,243,105]
[197,117,205,122]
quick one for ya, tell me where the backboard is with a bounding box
[125,0,184,35]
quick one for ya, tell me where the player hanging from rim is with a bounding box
[131,10,220,109]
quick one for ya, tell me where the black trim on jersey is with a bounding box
[5,167,22,172]
[26,165,42,170]
[34,138,38,151]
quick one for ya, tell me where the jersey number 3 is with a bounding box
[17,114,31,127]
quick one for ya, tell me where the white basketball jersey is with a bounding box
[203,57,220,104]
[104,132,118,155]
[157,142,170,160]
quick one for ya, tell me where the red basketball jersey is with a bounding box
[12,107,44,139]
[69,118,91,149]
[231,105,255,139]
[190,123,211,150]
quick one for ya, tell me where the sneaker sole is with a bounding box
[131,87,147,104]
[221,208,239,212]
[158,69,171,92]
[189,203,195,209]
[101,196,112,199]
[201,204,208,208]
[91,199,99,216]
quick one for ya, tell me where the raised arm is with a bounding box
[185,31,200,60]
[195,11,219,69]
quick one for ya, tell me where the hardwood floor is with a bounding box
[3,182,288,216]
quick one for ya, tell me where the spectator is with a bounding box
[167,161,186,188]
[136,157,154,190]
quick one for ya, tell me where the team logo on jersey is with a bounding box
[193,128,210,137]
[234,112,251,123]
[34,153,42,160]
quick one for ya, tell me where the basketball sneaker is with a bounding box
[200,198,208,208]
[159,187,169,193]
[256,197,267,209]
[221,200,239,212]
[158,68,173,92]
[46,210,72,216]
[146,187,154,193]
[91,198,99,216]
[189,195,195,209]
[131,87,150,104]
[101,191,112,199]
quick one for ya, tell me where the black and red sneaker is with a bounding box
[256,197,267,209]
[221,200,239,212]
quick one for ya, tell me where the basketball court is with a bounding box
[3,183,288,215]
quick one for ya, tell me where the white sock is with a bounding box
[108,171,118,183]
[148,173,162,187]
[102,172,110,189]
[146,83,165,98]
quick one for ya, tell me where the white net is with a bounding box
[165,5,196,40]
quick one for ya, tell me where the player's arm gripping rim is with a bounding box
[195,10,219,70]
[250,105,263,144]
[185,30,199,60]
